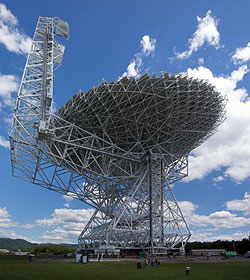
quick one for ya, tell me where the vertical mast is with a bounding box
[10,17,69,180]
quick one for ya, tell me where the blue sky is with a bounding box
[0,0,250,244]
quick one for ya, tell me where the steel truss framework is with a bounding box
[10,17,227,254]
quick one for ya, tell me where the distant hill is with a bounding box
[0,238,36,250]
[0,238,78,250]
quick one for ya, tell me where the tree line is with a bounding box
[30,245,76,255]
[185,238,250,254]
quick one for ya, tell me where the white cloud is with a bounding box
[63,195,74,208]
[141,35,156,56]
[119,54,142,79]
[185,65,250,182]
[0,74,19,107]
[0,3,32,54]
[190,230,250,242]
[39,203,249,243]
[0,74,17,149]
[179,200,250,230]
[0,135,9,149]
[178,200,197,215]
[36,208,94,243]
[0,207,11,227]
[232,42,250,64]
[0,206,34,229]
[119,35,156,79]
[213,176,224,182]
[0,3,17,24]
[126,60,138,77]
[0,228,36,242]
[226,192,250,215]
[176,10,220,59]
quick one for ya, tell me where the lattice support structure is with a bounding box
[78,154,190,254]
[10,17,227,255]
[10,17,69,184]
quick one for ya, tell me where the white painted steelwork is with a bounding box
[10,17,226,254]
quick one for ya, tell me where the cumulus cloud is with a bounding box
[119,35,156,79]
[0,206,33,229]
[141,35,156,56]
[121,54,142,79]
[0,207,11,227]
[0,74,19,149]
[0,3,32,54]
[0,3,17,24]
[0,135,9,148]
[176,10,220,59]
[190,230,250,242]
[179,200,250,230]
[226,192,250,215]
[0,228,36,242]
[0,74,19,107]
[178,200,197,215]
[185,65,250,182]
[36,208,94,243]
[37,202,250,243]
[232,42,250,64]
[213,176,224,183]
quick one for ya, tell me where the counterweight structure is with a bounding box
[10,17,227,254]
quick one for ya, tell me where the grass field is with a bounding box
[0,256,250,280]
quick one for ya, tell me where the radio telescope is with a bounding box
[9,17,226,254]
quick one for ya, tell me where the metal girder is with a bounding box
[9,17,227,254]
[78,154,191,254]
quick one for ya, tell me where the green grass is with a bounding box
[0,256,250,280]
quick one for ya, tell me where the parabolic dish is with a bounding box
[57,73,226,155]
[51,73,226,178]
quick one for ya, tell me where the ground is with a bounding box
[0,256,250,280]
